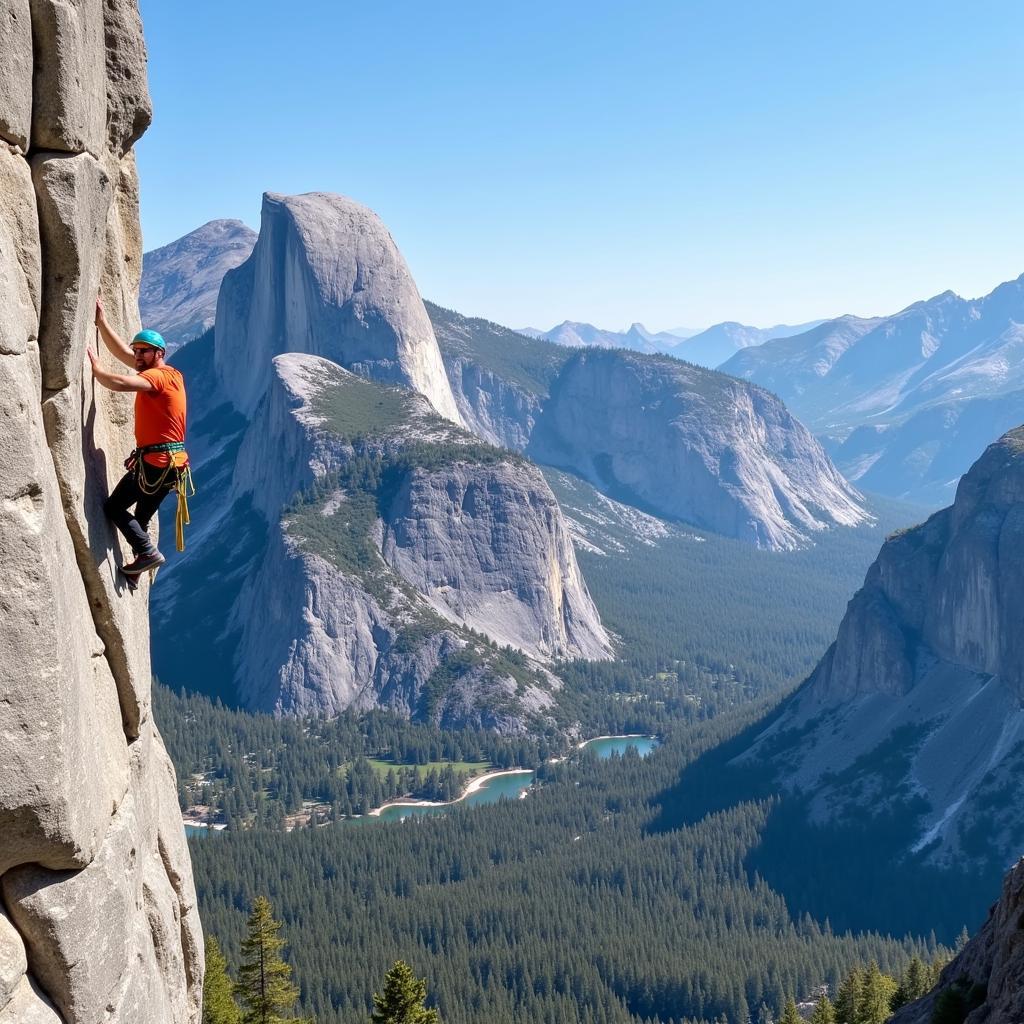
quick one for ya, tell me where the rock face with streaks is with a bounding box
[155,349,610,725]
[0,3,202,1021]
[529,349,870,550]
[153,193,609,727]
[735,427,1024,872]
[215,191,463,423]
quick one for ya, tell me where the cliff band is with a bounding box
[0,3,203,1021]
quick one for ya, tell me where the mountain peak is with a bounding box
[215,191,463,423]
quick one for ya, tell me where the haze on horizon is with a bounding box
[137,0,1024,333]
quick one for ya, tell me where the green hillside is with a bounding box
[426,300,571,396]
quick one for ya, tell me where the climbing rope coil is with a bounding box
[126,441,196,552]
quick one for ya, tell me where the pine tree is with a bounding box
[810,993,836,1024]
[235,896,306,1024]
[203,936,242,1024]
[370,960,440,1024]
[893,955,930,1009]
[833,967,863,1024]
[855,961,898,1024]
[780,997,801,1024]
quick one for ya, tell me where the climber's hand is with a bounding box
[86,346,99,375]
[95,296,105,326]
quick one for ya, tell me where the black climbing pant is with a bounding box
[104,461,176,556]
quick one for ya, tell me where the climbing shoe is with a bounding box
[122,550,165,575]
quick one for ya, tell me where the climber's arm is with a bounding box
[87,347,155,392]
[95,297,135,368]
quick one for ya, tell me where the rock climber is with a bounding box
[87,297,192,579]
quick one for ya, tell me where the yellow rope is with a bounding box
[174,465,196,552]
[134,454,196,552]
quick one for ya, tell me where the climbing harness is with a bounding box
[125,441,196,552]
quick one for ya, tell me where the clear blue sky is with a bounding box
[137,1,1024,332]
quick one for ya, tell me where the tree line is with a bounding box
[186,709,951,1024]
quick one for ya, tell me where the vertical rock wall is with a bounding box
[0,2,203,1021]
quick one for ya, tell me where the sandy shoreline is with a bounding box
[367,768,534,817]
[576,733,649,749]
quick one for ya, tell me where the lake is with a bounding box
[579,734,660,759]
[184,735,661,832]
[366,734,660,824]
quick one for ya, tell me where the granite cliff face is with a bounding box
[154,200,610,727]
[428,308,868,550]
[139,218,256,351]
[890,858,1024,1024]
[215,191,462,423]
[426,301,570,450]
[738,427,1024,869]
[0,2,202,1021]
[529,350,869,550]
[157,350,610,726]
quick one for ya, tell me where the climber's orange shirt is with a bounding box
[135,366,188,466]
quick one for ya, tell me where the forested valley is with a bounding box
[188,706,952,1024]
[155,485,952,1024]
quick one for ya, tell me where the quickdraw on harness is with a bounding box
[125,441,196,552]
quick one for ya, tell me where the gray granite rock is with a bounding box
[0,184,129,875]
[736,426,1024,869]
[444,357,540,450]
[0,1,32,149]
[530,348,869,550]
[157,353,605,726]
[813,428,1024,704]
[32,151,112,391]
[0,908,27,1013]
[215,191,462,423]
[29,0,106,154]
[0,145,39,353]
[382,459,611,661]
[0,1,203,1018]
[5,721,203,1024]
[0,976,62,1023]
[101,0,152,155]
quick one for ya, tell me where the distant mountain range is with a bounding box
[139,219,256,351]
[722,277,1024,506]
[519,318,822,367]
[517,321,691,355]
[675,319,826,368]
[142,217,1024,508]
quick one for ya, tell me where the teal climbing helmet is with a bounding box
[131,328,166,351]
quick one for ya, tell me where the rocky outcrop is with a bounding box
[140,219,257,351]
[810,428,1024,704]
[425,301,568,450]
[155,351,610,724]
[891,858,1024,1024]
[443,356,541,450]
[215,191,463,423]
[0,3,201,1021]
[737,427,1024,869]
[529,349,869,550]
